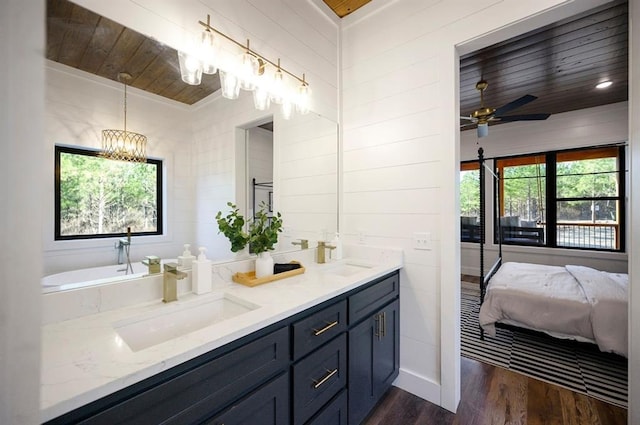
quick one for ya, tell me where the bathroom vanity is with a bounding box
[41,248,402,425]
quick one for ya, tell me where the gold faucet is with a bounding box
[292,239,309,250]
[142,255,161,274]
[163,263,187,303]
[316,241,336,264]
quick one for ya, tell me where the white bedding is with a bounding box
[479,262,628,357]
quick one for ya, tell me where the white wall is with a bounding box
[340,0,614,412]
[461,102,629,275]
[248,126,274,217]
[0,0,43,423]
[43,62,194,275]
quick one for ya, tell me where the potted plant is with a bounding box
[249,202,283,278]
[215,201,284,278]
[215,202,249,253]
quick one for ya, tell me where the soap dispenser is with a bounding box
[178,244,196,269]
[192,247,212,295]
[331,232,343,261]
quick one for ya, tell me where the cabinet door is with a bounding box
[373,299,399,400]
[348,300,399,425]
[306,389,347,425]
[204,372,289,425]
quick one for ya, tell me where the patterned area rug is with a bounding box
[461,281,628,408]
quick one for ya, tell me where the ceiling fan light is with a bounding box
[477,123,488,138]
[596,80,612,89]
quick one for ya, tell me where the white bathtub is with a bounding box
[42,259,178,292]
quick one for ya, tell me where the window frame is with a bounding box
[54,145,163,241]
[492,145,625,252]
[460,160,482,243]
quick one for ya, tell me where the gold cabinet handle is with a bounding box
[313,320,338,336]
[313,368,338,389]
[381,311,386,338]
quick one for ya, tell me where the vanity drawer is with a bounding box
[293,333,347,425]
[292,299,347,360]
[61,327,289,425]
[305,389,347,425]
[349,271,399,325]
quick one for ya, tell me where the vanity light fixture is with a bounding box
[101,72,147,162]
[177,14,311,119]
[596,80,613,89]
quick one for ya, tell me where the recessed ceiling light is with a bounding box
[596,81,613,89]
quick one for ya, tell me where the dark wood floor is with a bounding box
[363,357,627,425]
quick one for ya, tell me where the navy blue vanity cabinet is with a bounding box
[347,273,400,425]
[305,389,348,425]
[291,299,348,425]
[45,326,290,425]
[202,372,290,425]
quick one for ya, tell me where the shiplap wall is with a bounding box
[43,62,193,274]
[276,113,339,241]
[340,0,613,411]
[461,102,629,275]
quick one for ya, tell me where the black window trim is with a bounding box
[54,145,164,241]
[490,144,626,253]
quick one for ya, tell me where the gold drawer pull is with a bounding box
[313,368,338,389]
[313,320,338,336]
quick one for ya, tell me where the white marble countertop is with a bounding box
[40,245,402,422]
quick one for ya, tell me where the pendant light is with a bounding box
[101,72,147,162]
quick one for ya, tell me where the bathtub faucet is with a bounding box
[116,227,134,274]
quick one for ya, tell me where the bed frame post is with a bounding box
[478,147,485,340]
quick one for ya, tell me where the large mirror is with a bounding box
[42,0,338,292]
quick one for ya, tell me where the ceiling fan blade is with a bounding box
[497,113,550,122]
[460,122,477,129]
[494,94,537,116]
[460,115,476,121]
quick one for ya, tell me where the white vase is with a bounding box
[255,251,274,278]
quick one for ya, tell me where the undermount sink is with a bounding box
[322,261,373,277]
[114,293,260,352]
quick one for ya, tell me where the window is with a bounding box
[496,155,546,246]
[460,161,481,242]
[494,145,624,251]
[55,146,163,240]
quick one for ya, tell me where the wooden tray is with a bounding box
[232,261,305,287]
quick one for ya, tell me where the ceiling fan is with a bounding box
[460,80,551,138]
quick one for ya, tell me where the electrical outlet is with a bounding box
[357,230,366,244]
[413,232,432,250]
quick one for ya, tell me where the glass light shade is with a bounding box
[238,52,259,91]
[178,51,203,85]
[477,122,489,138]
[253,86,271,111]
[295,83,311,114]
[270,69,285,104]
[199,30,218,75]
[220,70,240,100]
[281,100,293,120]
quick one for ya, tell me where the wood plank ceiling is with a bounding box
[46,0,219,105]
[460,0,628,131]
[47,0,627,114]
[322,0,372,18]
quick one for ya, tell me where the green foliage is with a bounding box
[215,202,249,252]
[215,201,283,254]
[249,202,283,254]
[460,170,480,216]
[59,151,158,236]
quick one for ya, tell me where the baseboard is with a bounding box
[393,368,441,406]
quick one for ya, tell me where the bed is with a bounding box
[475,147,628,358]
[479,261,628,357]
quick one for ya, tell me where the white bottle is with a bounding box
[192,247,212,295]
[178,244,196,269]
[331,232,343,261]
